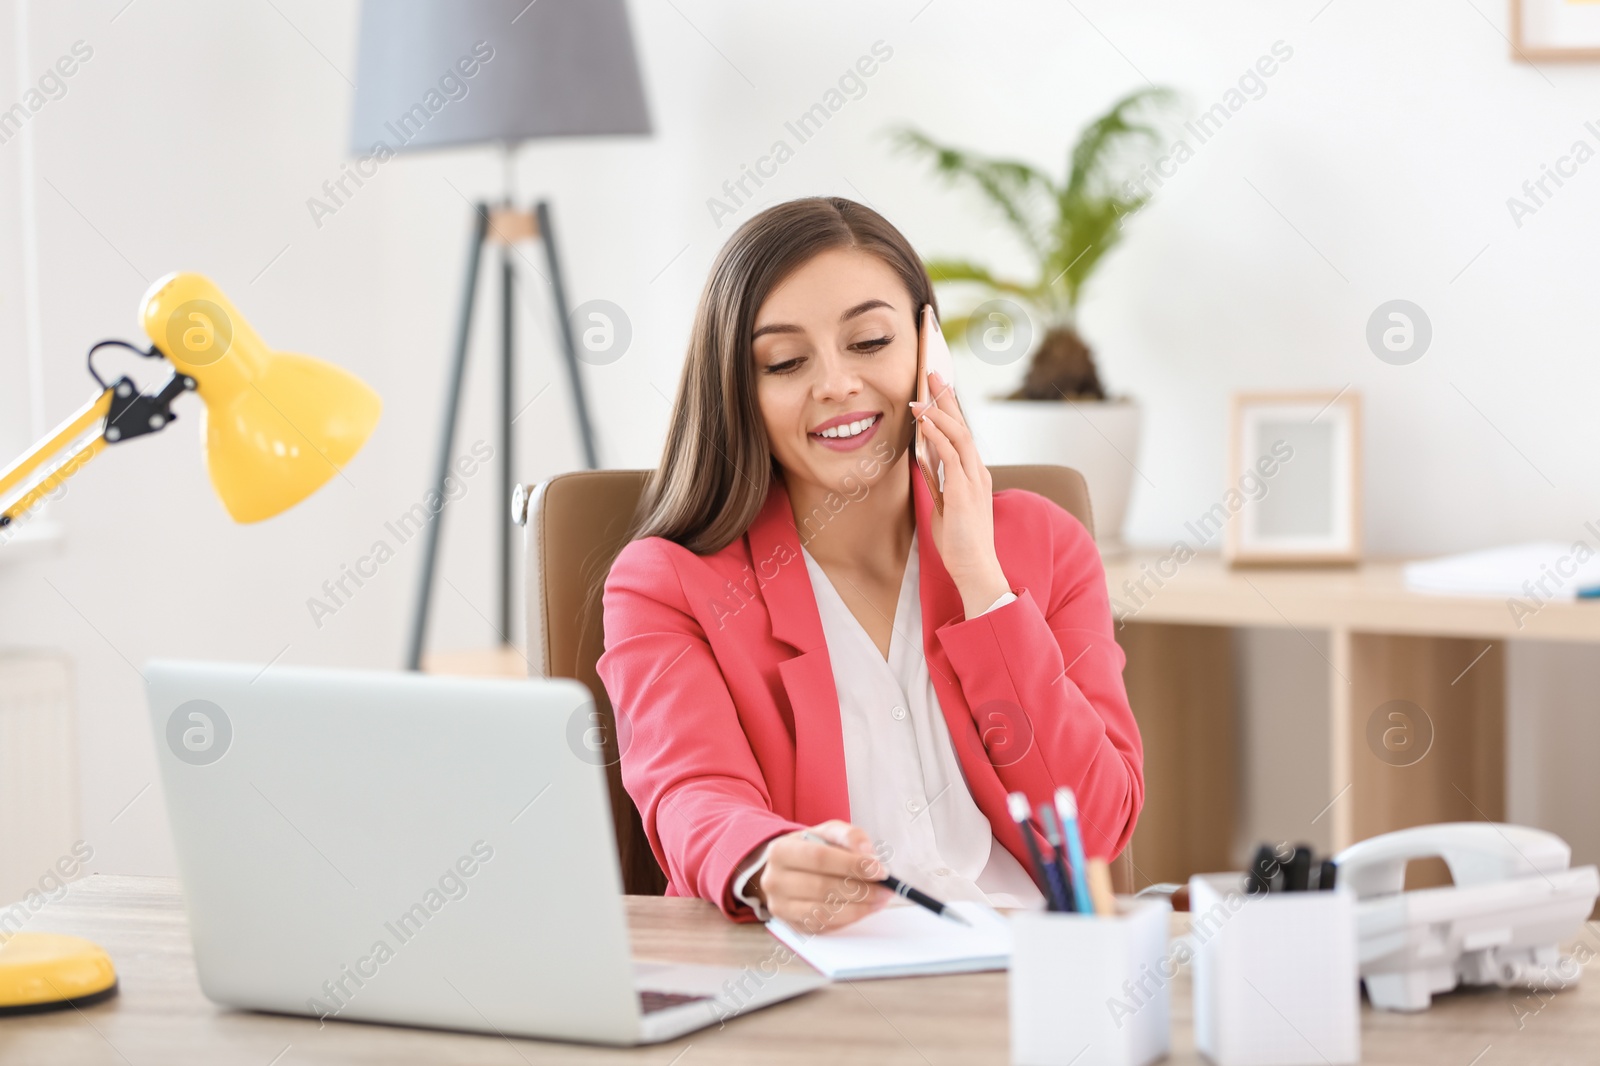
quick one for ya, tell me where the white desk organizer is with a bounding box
[1334,823,1600,1012]
[1189,873,1359,1066]
[1009,896,1171,1066]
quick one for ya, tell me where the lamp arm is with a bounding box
[0,390,112,529]
[1,341,196,531]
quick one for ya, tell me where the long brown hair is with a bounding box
[630,196,938,555]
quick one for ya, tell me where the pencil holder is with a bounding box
[1188,873,1359,1066]
[1009,896,1172,1066]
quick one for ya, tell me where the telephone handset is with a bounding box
[1334,822,1599,1011]
[1337,822,1572,897]
[913,304,959,516]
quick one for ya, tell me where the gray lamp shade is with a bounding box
[348,0,652,156]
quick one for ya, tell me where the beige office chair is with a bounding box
[517,465,1136,898]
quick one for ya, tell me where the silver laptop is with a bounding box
[145,660,824,1045]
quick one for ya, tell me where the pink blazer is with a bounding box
[596,459,1144,921]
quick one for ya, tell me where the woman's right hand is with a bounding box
[752,820,890,930]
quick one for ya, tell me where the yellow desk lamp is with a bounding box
[0,272,379,1013]
[1,271,381,531]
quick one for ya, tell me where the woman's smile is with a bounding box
[809,410,883,451]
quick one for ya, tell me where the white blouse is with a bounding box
[733,528,1046,918]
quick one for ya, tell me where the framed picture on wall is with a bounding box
[1225,390,1362,567]
[1511,0,1600,61]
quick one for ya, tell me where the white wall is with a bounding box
[1,0,1596,881]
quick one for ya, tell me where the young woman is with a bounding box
[595,197,1142,928]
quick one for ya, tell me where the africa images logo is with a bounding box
[165,699,232,766]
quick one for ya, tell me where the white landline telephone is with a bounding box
[1334,823,1599,1011]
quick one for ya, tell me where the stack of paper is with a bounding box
[765,900,1013,980]
[1403,542,1600,599]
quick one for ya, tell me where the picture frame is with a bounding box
[1225,390,1362,567]
[1511,0,1600,62]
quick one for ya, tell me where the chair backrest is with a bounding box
[519,465,1135,896]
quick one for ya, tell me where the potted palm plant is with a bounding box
[892,87,1178,556]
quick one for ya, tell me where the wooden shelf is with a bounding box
[1100,550,1555,886]
[1103,550,1600,643]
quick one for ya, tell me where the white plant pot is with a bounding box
[964,397,1141,558]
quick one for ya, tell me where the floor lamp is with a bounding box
[348,0,652,670]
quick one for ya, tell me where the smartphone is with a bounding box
[914,304,958,515]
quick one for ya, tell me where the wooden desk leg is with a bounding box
[1116,621,1238,889]
[1330,627,1353,852]
[1346,631,1505,887]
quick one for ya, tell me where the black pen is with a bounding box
[1007,792,1062,911]
[798,830,971,927]
[1035,805,1076,913]
[1284,843,1312,892]
[1246,843,1279,895]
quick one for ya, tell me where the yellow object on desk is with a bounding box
[0,933,117,1013]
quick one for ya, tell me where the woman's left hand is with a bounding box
[913,369,1012,618]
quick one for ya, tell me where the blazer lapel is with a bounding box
[743,462,1007,840]
[745,475,850,825]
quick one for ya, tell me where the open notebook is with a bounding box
[765,900,1013,980]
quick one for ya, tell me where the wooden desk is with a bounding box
[1103,550,1600,890]
[8,875,1599,1065]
